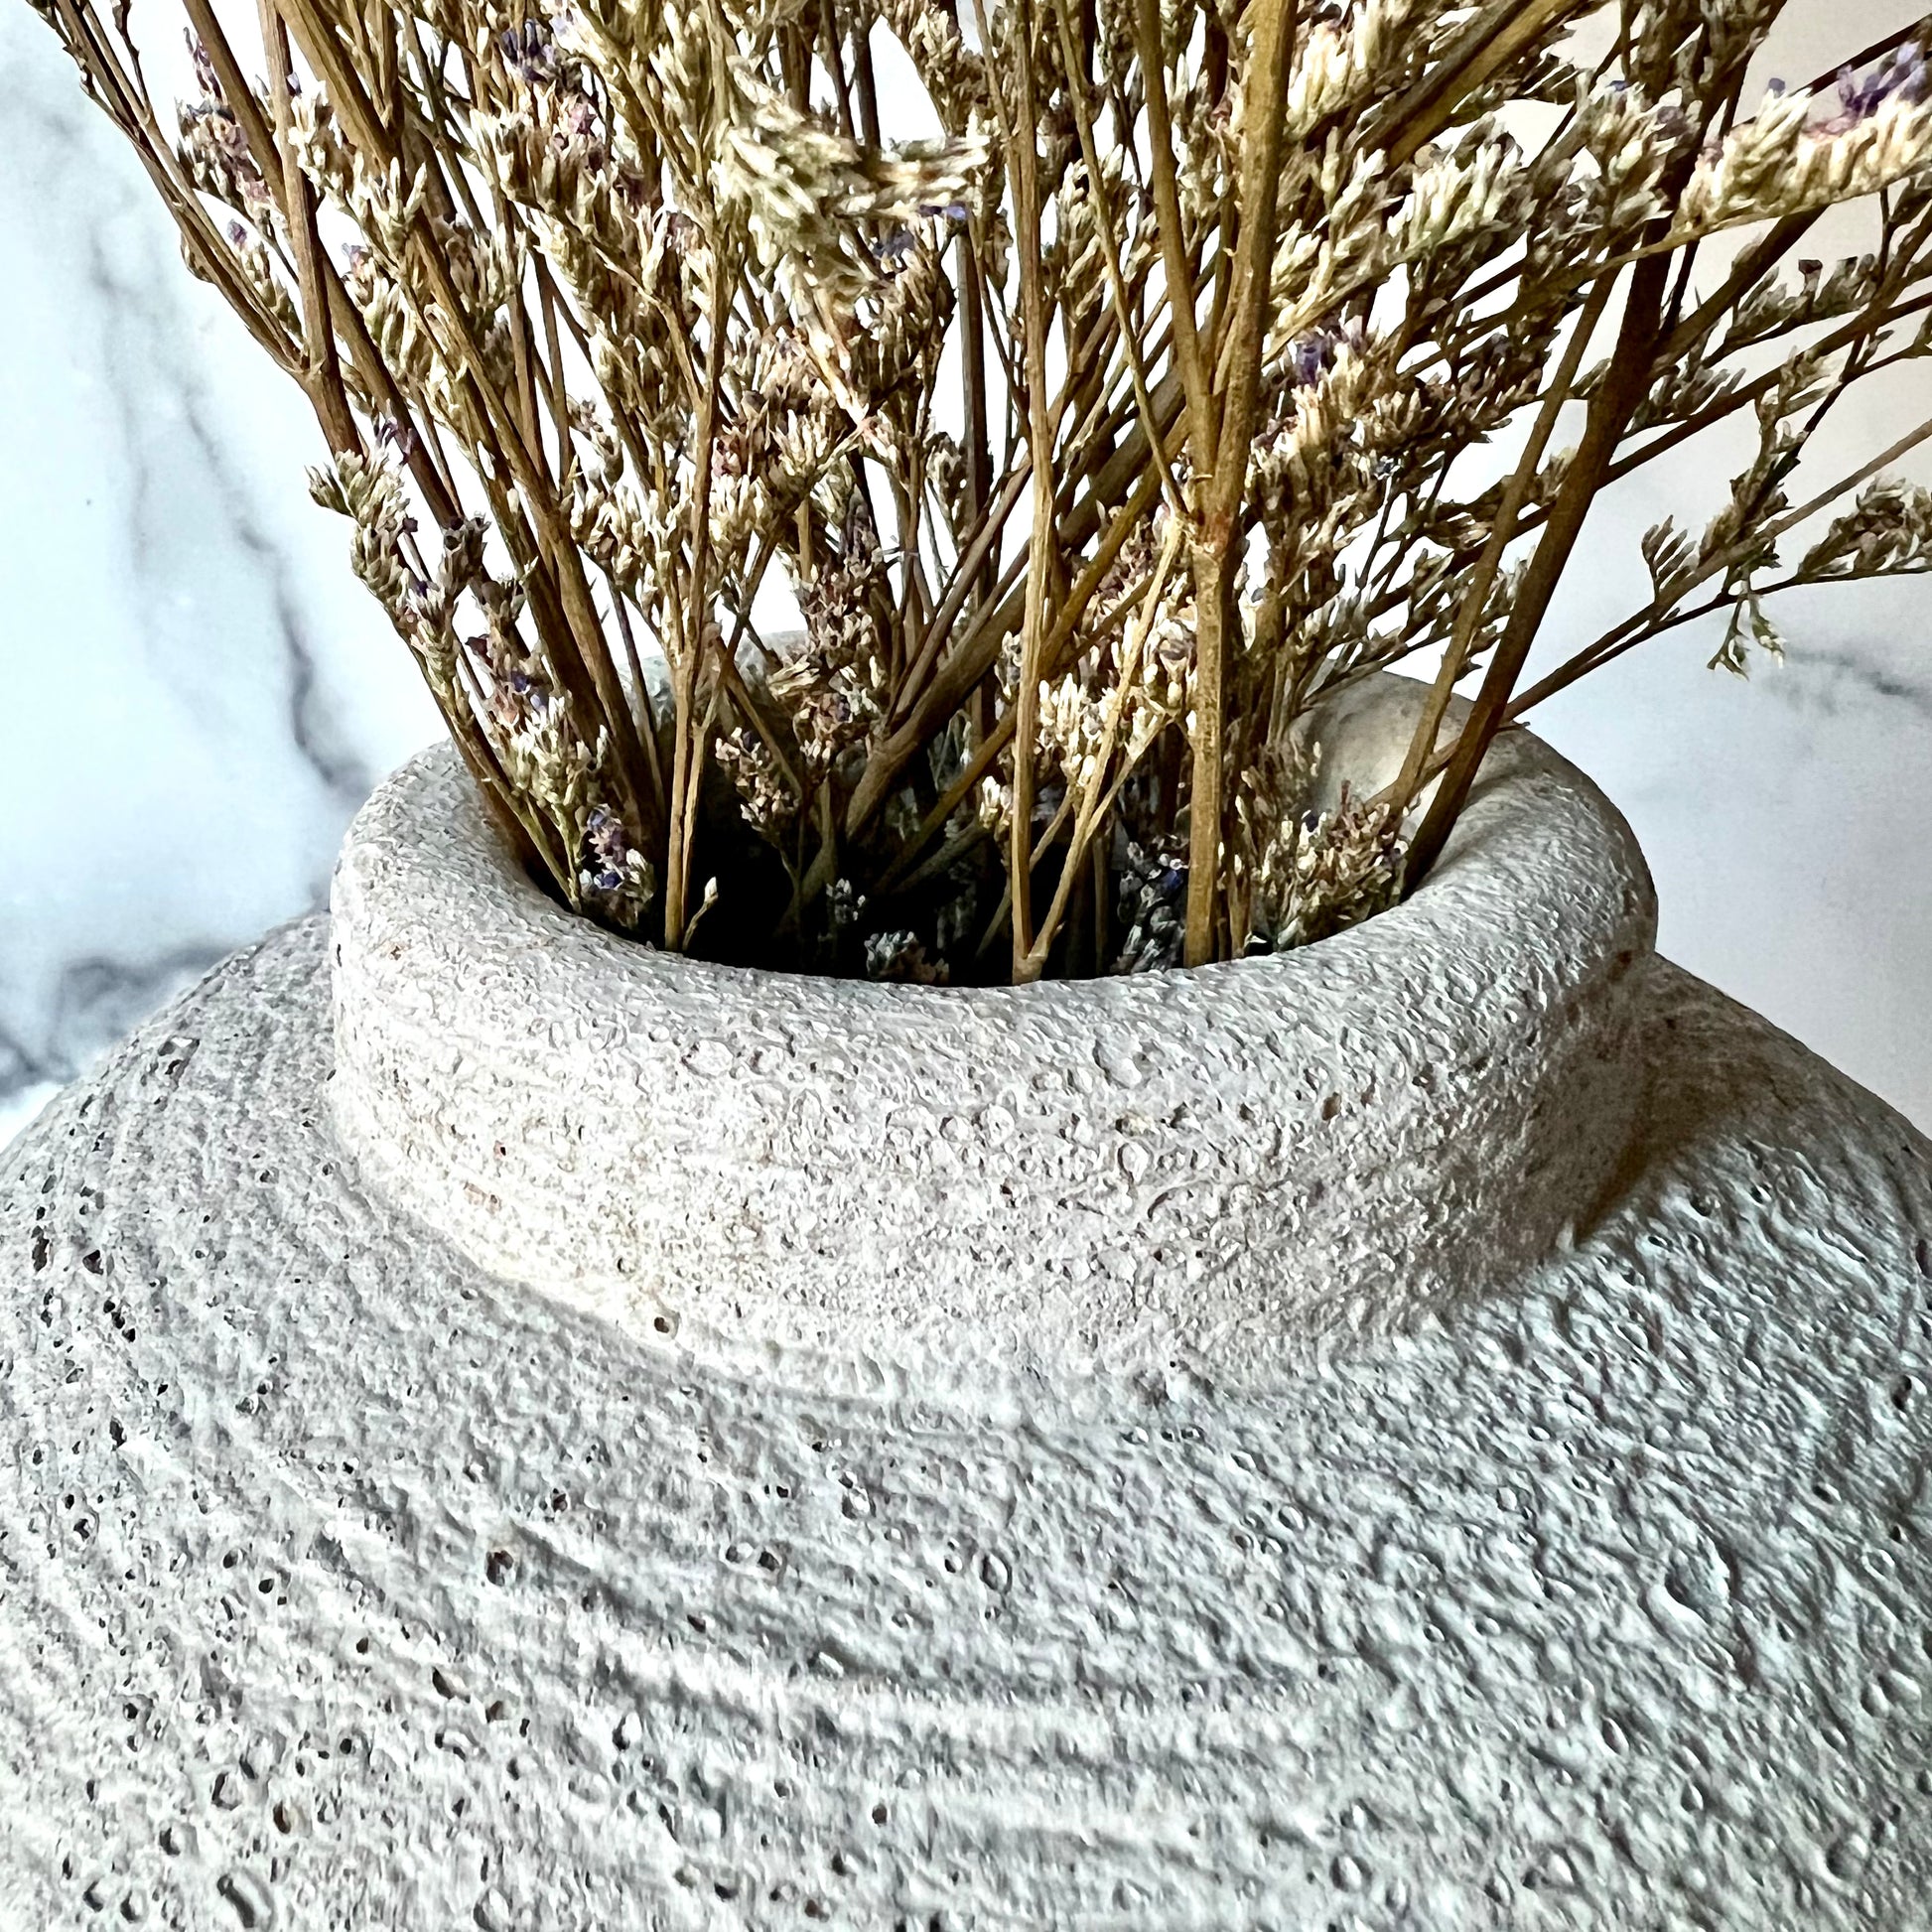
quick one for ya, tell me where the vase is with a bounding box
[3,672,1929,1928]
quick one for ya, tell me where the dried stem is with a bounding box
[25,0,1932,983]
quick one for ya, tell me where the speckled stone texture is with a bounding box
[5,914,1932,1929]
[330,677,1656,1378]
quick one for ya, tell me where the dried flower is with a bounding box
[31,0,1932,984]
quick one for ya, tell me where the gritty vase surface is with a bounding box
[329,675,1658,1379]
[4,915,1932,1927]
[6,677,1932,1927]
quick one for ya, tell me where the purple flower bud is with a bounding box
[584,807,634,876]
[1290,332,1337,388]
[1831,45,1926,125]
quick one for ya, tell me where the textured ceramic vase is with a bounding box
[3,673,1930,1929]
[329,674,1655,1376]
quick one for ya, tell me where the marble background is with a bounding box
[2,1,1929,1149]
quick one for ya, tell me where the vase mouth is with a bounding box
[429,671,1519,1003]
[327,671,1658,1392]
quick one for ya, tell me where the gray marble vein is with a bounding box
[0,10,436,1147]
[5,54,371,816]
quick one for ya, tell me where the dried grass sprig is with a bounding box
[23,0,1932,982]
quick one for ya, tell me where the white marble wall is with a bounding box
[2,2,1928,1148]
[0,8,438,1147]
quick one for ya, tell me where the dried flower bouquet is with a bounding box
[26,0,1932,982]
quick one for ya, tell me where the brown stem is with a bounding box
[851,0,884,148]
[958,236,995,621]
[1052,0,1184,516]
[846,464,1165,845]
[1388,270,1613,817]
[1132,0,1213,463]
[892,457,1033,722]
[1007,0,1058,975]
[1400,245,1677,894]
[1181,0,1297,968]
[1374,0,1591,169]
[259,0,357,455]
[1504,408,1932,718]
[664,240,736,948]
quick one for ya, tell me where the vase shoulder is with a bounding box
[3,914,1930,1926]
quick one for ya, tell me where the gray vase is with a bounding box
[3,674,1928,1928]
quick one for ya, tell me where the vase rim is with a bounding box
[327,670,1659,1389]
